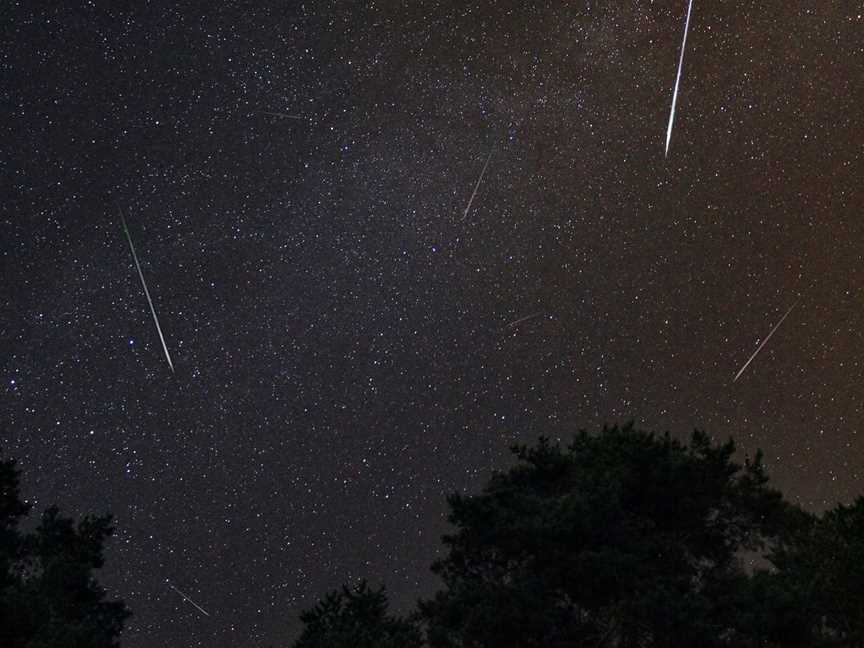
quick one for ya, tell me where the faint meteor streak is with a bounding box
[461,150,493,220]
[505,312,544,330]
[260,111,305,120]
[168,582,211,617]
[665,0,694,157]
[120,210,175,373]
[733,303,797,383]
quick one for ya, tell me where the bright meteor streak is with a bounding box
[461,149,493,220]
[168,582,211,617]
[665,0,694,157]
[733,303,797,383]
[120,210,175,373]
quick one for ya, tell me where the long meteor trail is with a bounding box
[665,0,694,157]
[168,582,211,617]
[461,149,493,220]
[733,303,797,383]
[120,210,175,373]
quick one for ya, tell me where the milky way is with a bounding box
[3,3,863,647]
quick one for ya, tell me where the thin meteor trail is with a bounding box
[120,210,175,373]
[168,583,211,617]
[665,0,694,156]
[504,311,544,330]
[733,303,797,383]
[461,149,493,220]
[260,111,305,120]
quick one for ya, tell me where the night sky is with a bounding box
[3,2,863,646]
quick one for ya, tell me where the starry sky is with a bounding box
[2,1,863,646]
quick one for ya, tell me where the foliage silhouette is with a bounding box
[765,496,864,647]
[418,423,810,647]
[286,423,864,647]
[0,452,130,648]
[291,579,423,648]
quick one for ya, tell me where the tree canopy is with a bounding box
[293,423,864,648]
[291,580,423,648]
[766,496,864,647]
[8,423,864,647]
[0,452,130,648]
[418,423,807,647]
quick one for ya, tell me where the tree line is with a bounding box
[0,454,129,647]
[294,424,864,648]
[2,423,863,646]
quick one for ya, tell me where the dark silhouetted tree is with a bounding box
[763,496,864,647]
[0,452,130,648]
[419,423,807,648]
[291,580,423,648]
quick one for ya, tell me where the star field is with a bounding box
[3,2,864,646]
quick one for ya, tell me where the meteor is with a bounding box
[664,0,694,157]
[168,582,211,617]
[120,209,175,373]
[504,312,544,330]
[461,149,493,220]
[733,303,797,383]
[260,111,305,120]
